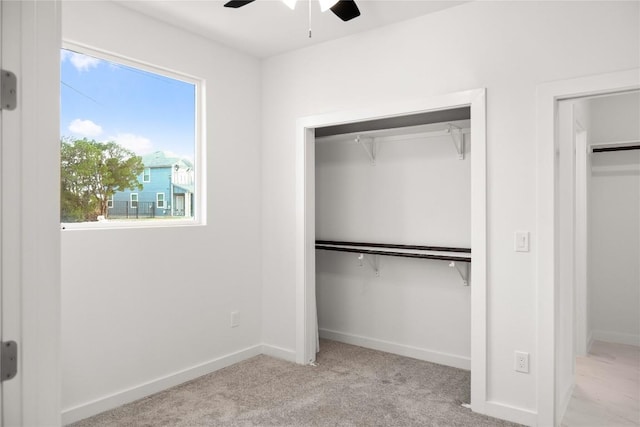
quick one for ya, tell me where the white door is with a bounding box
[0,1,18,422]
[176,194,185,216]
[1,1,61,425]
[0,0,4,417]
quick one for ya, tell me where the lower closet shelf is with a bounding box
[315,240,471,262]
[315,240,471,285]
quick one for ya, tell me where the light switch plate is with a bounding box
[230,311,240,328]
[515,231,530,252]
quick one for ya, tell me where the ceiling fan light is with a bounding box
[281,0,297,9]
[319,0,339,12]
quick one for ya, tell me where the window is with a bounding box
[60,44,201,227]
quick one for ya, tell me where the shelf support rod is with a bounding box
[449,261,469,286]
[448,124,465,160]
[356,135,376,165]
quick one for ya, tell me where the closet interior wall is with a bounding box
[315,119,472,369]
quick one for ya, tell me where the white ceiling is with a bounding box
[117,0,469,58]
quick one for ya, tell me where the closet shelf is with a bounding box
[317,123,470,161]
[316,241,471,285]
[315,240,471,263]
[591,140,640,153]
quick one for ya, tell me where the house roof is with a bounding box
[142,151,193,169]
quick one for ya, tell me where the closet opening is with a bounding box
[295,89,487,414]
[314,111,472,370]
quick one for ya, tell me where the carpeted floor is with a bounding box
[70,340,520,426]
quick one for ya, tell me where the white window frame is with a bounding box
[107,195,114,209]
[60,41,206,230]
[130,193,138,209]
[156,192,165,209]
[143,167,151,183]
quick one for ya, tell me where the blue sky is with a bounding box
[60,49,195,161]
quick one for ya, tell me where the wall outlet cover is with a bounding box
[515,351,529,373]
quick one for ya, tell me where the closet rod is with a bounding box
[592,144,640,153]
[316,240,471,254]
[315,245,471,263]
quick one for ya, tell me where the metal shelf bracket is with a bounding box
[358,253,380,276]
[449,261,469,286]
[447,124,465,160]
[356,135,377,165]
[1,70,17,111]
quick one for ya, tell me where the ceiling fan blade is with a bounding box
[330,0,360,21]
[224,0,256,8]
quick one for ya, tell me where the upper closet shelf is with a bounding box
[316,122,470,162]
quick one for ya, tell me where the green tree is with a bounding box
[61,138,144,222]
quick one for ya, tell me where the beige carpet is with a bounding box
[70,340,519,426]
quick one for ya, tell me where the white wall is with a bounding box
[315,127,471,369]
[61,1,262,422]
[260,1,639,421]
[588,92,640,346]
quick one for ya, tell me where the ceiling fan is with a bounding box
[224,0,361,22]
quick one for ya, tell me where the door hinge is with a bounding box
[1,341,18,382]
[1,69,18,111]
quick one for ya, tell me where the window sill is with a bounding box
[61,218,203,231]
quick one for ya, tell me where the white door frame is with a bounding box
[0,1,61,425]
[536,68,640,426]
[295,88,487,413]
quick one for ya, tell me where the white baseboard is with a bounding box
[319,328,470,370]
[261,343,296,362]
[587,330,594,353]
[483,401,537,427]
[61,344,263,425]
[592,330,640,347]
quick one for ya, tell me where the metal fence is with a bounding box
[107,200,156,219]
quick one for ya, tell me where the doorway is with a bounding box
[536,68,640,426]
[314,113,472,369]
[556,90,640,425]
[295,88,488,413]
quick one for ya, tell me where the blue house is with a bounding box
[108,151,194,219]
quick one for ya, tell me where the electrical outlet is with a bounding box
[515,351,529,373]
[230,311,240,328]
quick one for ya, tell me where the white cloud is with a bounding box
[110,133,153,155]
[62,51,101,72]
[68,119,103,138]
